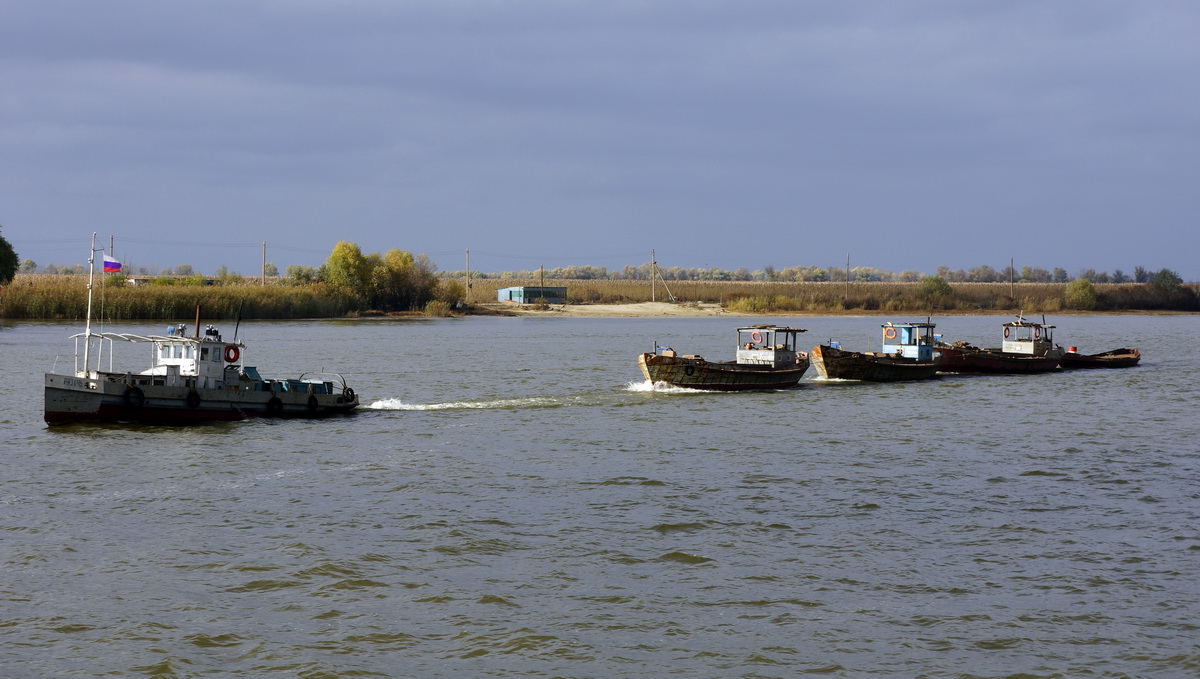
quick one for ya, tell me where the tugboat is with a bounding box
[937,315,1063,374]
[811,320,941,382]
[44,235,359,425]
[638,325,809,391]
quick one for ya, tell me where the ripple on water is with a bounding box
[5,316,1198,677]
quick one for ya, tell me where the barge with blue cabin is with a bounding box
[811,320,941,382]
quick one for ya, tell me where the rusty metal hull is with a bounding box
[638,353,809,391]
[1059,348,1141,369]
[937,346,1061,374]
[810,345,940,382]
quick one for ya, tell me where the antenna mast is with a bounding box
[82,233,100,373]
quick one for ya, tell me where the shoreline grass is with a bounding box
[3,274,1197,320]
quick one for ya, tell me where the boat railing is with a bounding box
[299,371,352,391]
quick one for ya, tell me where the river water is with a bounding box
[2,314,1197,678]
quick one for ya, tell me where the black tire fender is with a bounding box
[124,386,145,408]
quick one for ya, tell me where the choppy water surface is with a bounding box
[2,314,1198,677]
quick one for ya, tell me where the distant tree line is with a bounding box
[437,262,1184,284]
[9,232,1190,305]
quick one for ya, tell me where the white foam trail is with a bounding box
[366,396,563,411]
[625,380,709,394]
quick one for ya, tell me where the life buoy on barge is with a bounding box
[223,345,240,363]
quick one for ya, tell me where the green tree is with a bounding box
[915,276,953,305]
[438,279,466,304]
[20,258,37,274]
[263,262,279,277]
[0,233,18,284]
[1064,279,1097,310]
[286,264,316,284]
[324,242,372,290]
[369,248,416,310]
[1150,268,1182,292]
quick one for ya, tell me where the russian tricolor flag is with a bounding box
[103,256,122,273]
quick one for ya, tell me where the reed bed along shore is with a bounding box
[0,275,355,320]
[2,275,1196,320]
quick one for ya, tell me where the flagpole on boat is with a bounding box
[82,232,98,374]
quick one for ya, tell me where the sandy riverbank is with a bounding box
[471,302,1189,318]
[481,301,741,317]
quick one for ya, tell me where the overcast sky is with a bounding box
[3,1,1198,279]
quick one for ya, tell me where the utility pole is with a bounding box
[1009,256,1015,300]
[651,249,656,303]
[465,248,471,304]
[262,241,267,285]
[845,253,850,300]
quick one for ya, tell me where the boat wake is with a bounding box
[366,396,565,411]
[625,380,712,394]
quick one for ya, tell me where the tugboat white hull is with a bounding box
[44,374,358,425]
[42,235,360,426]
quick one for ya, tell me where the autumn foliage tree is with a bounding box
[324,242,441,311]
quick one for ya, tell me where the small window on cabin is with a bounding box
[173,345,183,358]
[201,348,209,360]
[161,346,170,359]
[186,346,195,359]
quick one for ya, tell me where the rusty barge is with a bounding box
[937,316,1063,374]
[638,325,809,391]
[811,321,941,382]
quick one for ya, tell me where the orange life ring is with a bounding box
[1034,327,1041,339]
[223,344,240,362]
[1003,327,1010,339]
[750,331,763,344]
[884,327,897,340]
